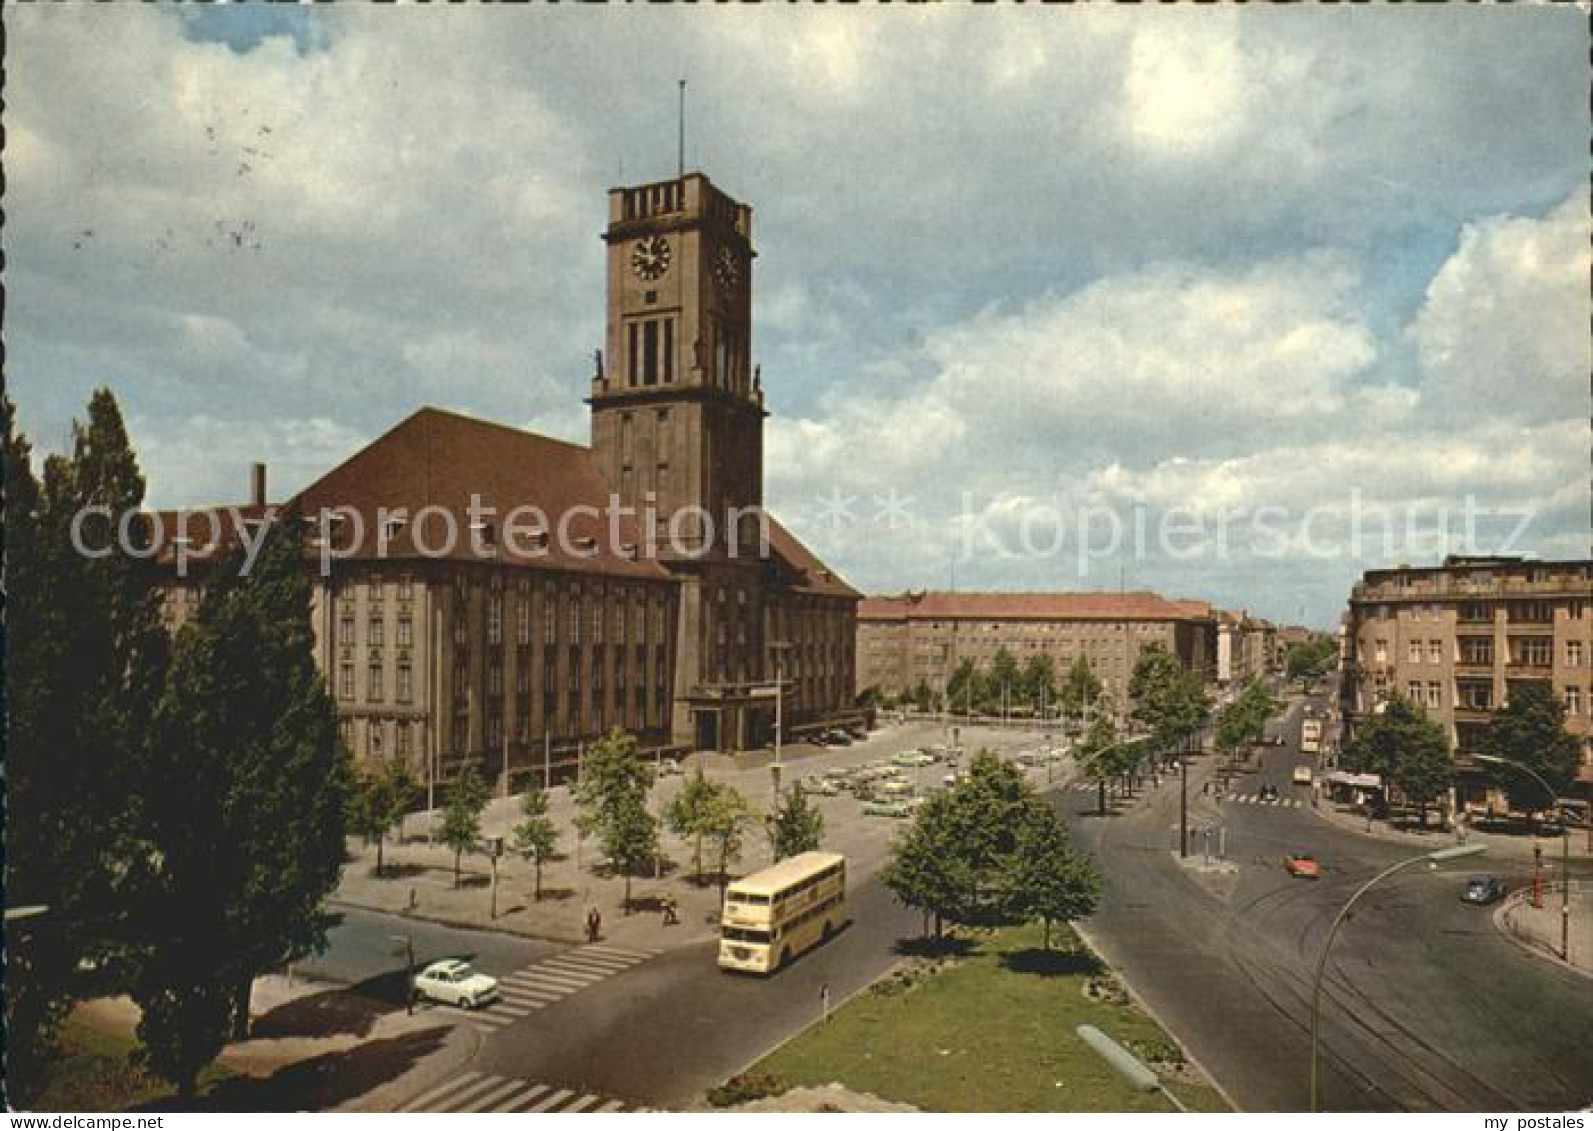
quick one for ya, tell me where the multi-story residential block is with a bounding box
[1339,554,1593,808]
[154,172,860,782]
[855,590,1217,715]
[1216,610,1277,689]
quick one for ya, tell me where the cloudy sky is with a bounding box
[8,6,1588,626]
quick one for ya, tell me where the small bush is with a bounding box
[1125,1036,1185,1069]
[706,1072,789,1108]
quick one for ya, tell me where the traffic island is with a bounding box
[727,922,1228,1112]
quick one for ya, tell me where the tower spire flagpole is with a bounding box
[678,79,686,178]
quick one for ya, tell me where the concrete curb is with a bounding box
[1491,888,1592,983]
[1071,920,1242,1114]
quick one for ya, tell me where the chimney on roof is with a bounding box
[250,462,267,508]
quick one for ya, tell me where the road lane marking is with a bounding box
[460,1078,531,1113]
[564,1094,603,1112]
[398,1070,484,1112]
[530,1087,575,1112]
[501,1084,552,1112]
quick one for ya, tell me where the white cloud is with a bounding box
[1409,192,1591,425]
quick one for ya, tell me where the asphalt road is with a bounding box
[1062,690,1593,1113]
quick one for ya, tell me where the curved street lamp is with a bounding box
[1076,1024,1190,1113]
[1309,842,1486,1111]
[1472,752,1572,963]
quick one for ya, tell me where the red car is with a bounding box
[1285,853,1321,879]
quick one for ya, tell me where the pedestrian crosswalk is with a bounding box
[398,1070,632,1114]
[1066,780,1304,809]
[1228,793,1302,808]
[435,943,660,1032]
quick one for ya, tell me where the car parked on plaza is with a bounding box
[1460,875,1506,905]
[1259,783,1280,802]
[892,749,936,767]
[413,960,501,1010]
[1284,853,1321,879]
[862,799,914,818]
[803,777,840,797]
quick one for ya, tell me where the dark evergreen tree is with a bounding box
[134,508,351,1094]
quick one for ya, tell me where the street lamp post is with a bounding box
[1309,843,1486,1111]
[768,641,792,797]
[1474,753,1571,963]
[1076,1024,1190,1112]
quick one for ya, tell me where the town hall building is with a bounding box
[158,173,861,784]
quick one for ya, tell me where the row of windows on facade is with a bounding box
[912,621,1172,634]
[1371,677,1585,717]
[1368,638,1582,667]
[1364,600,1587,622]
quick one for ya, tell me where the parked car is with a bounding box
[862,799,914,818]
[876,778,914,797]
[414,960,500,1009]
[1284,853,1321,879]
[1461,875,1506,905]
[803,777,839,797]
[1259,784,1280,802]
[892,750,936,767]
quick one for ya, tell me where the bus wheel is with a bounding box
[780,946,793,968]
[821,920,834,942]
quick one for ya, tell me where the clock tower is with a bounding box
[588,172,764,557]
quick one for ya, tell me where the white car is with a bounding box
[414,959,501,1010]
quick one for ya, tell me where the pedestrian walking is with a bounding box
[662,895,679,926]
[586,906,602,943]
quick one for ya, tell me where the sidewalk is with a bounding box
[335,740,848,952]
[1309,795,1592,864]
[1495,884,1592,979]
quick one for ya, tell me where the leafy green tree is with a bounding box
[135,509,351,1089]
[1002,808,1101,949]
[440,762,490,888]
[702,785,758,894]
[767,786,825,860]
[1130,646,1210,766]
[575,730,660,909]
[1075,714,1130,815]
[988,648,1021,714]
[1285,634,1338,687]
[881,793,971,938]
[911,678,934,713]
[511,786,559,900]
[664,767,721,882]
[348,758,419,876]
[1388,725,1456,829]
[885,751,1103,939]
[1021,653,1058,715]
[1060,656,1103,720]
[1483,681,1581,821]
[945,659,979,715]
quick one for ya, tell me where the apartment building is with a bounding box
[1339,554,1593,806]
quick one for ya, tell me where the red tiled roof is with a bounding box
[288,407,664,579]
[858,590,1214,623]
[150,407,858,595]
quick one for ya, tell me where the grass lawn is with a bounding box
[25,1015,235,1112]
[751,923,1229,1112]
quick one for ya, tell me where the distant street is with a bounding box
[1063,690,1593,1112]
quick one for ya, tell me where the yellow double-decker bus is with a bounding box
[718,851,847,975]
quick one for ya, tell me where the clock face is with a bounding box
[713,246,740,291]
[631,235,671,281]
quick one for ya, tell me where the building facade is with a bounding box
[1216,610,1277,689]
[855,590,1217,715]
[157,172,860,782]
[1339,554,1593,807]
